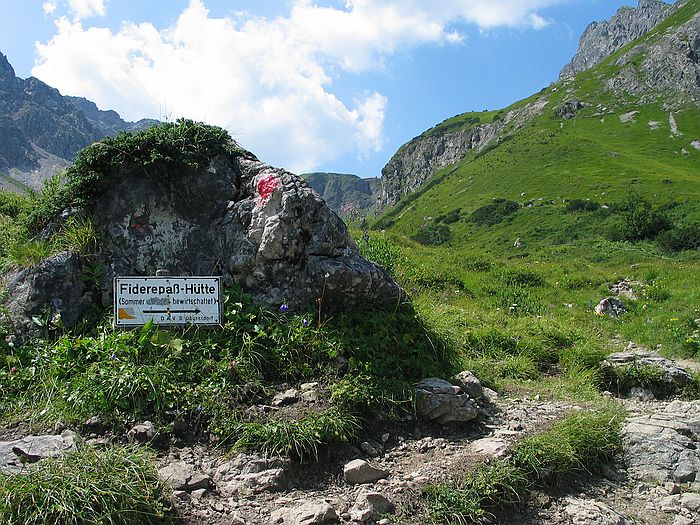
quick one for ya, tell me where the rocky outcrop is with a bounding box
[605,6,700,106]
[0,432,77,474]
[559,0,678,79]
[2,250,94,337]
[414,377,480,424]
[213,454,289,496]
[601,346,695,397]
[2,128,406,333]
[343,459,389,485]
[622,400,700,483]
[378,98,549,209]
[0,52,156,190]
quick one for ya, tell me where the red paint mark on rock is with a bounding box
[257,174,280,204]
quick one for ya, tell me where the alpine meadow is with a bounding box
[1,1,700,525]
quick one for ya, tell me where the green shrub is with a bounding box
[657,222,700,251]
[0,445,173,525]
[565,199,601,213]
[423,462,528,524]
[608,193,672,241]
[423,408,623,523]
[213,408,359,460]
[358,232,404,276]
[25,119,243,233]
[471,198,521,226]
[413,222,452,246]
[436,209,462,224]
[0,191,30,218]
[511,409,623,484]
[601,363,667,396]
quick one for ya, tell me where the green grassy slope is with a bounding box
[360,0,700,392]
[374,0,700,254]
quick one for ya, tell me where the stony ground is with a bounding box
[153,392,700,525]
[3,346,700,525]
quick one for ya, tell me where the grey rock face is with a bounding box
[2,251,93,338]
[213,454,289,496]
[595,297,626,317]
[605,8,700,105]
[556,99,584,120]
[127,421,156,443]
[93,153,404,313]
[560,1,677,79]
[270,501,338,525]
[454,370,485,401]
[302,172,380,218]
[414,377,479,424]
[0,432,77,474]
[563,497,629,525]
[158,460,211,492]
[350,491,395,522]
[623,400,700,483]
[3,149,406,332]
[0,52,157,190]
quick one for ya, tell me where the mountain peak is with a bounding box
[0,51,159,191]
[559,0,677,79]
[0,52,17,88]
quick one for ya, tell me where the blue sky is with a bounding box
[0,0,653,177]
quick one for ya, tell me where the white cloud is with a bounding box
[68,0,106,20]
[33,0,566,172]
[43,1,57,15]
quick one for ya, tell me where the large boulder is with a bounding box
[2,126,406,332]
[0,432,77,475]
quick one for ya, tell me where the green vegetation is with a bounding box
[0,444,173,525]
[422,408,623,524]
[24,119,243,235]
[0,283,452,458]
[0,120,240,271]
[471,198,521,226]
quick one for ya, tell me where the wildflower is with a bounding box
[110,353,116,360]
[197,404,203,412]
[10,367,17,374]
[303,318,310,326]
[279,304,289,312]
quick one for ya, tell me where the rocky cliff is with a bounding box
[302,172,380,219]
[559,0,678,80]
[605,5,700,105]
[378,98,549,209]
[0,52,155,191]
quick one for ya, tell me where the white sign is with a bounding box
[114,276,223,327]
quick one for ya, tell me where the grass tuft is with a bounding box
[0,444,173,525]
[423,407,624,524]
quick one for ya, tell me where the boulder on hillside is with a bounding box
[414,376,481,424]
[556,99,584,120]
[0,432,77,474]
[1,121,406,335]
[595,297,626,318]
[601,344,695,397]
